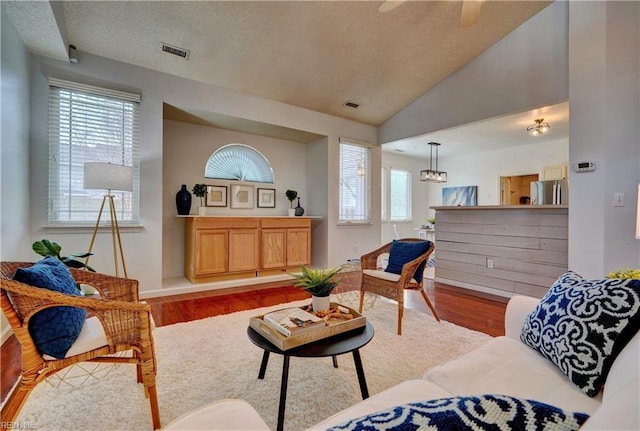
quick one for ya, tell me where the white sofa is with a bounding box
[164,295,640,430]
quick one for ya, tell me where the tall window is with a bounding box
[339,139,371,223]
[48,79,140,224]
[390,169,411,221]
[382,167,412,222]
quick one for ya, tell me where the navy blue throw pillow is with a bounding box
[384,240,431,284]
[521,271,640,397]
[13,256,87,359]
[328,394,589,431]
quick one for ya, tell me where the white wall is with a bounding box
[23,52,377,296]
[381,139,569,244]
[568,1,640,276]
[379,1,568,145]
[162,119,311,279]
[380,151,432,243]
[428,139,569,206]
[1,5,32,342]
[380,1,640,278]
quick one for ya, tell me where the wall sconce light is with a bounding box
[420,142,448,183]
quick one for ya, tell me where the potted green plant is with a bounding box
[32,239,96,294]
[192,183,207,215]
[32,239,95,272]
[290,265,344,311]
[286,190,298,216]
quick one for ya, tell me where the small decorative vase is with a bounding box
[198,206,207,216]
[312,295,331,312]
[295,197,305,216]
[176,184,192,215]
[288,208,296,217]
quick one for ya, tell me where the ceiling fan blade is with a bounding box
[460,0,482,27]
[378,1,407,13]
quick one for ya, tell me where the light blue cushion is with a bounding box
[521,271,640,397]
[384,240,431,284]
[328,394,589,431]
[13,257,87,359]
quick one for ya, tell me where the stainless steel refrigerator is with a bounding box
[530,180,568,205]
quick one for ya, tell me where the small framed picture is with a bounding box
[205,185,227,207]
[230,184,254,209]
[257,188,276,208]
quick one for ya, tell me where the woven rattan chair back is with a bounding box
[358,239,440,335]
[0,262,161,429]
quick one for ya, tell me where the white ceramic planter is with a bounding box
[288,209,296,217]
[312,295,331,312]
[198,206,207,216]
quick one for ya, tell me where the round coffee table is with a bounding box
[247,322,374,431]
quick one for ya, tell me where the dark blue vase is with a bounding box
[295,197,305,216]
[176,184,192,215]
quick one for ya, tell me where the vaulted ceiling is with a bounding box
[5,0,551,127]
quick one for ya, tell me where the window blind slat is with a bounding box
[48,83,140,224]
[339,141,371,223]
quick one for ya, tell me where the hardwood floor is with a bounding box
[0,276,508,404]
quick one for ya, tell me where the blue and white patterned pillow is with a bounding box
[327,394,589,431]
[521,271,640,397]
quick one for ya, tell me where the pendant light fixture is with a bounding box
[527,118,550,136]
[420,142,447,183]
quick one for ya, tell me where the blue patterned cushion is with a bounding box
[328,394,589,431]
[521,271,640,397]
[384,240,431,284]
[13,257,87,359]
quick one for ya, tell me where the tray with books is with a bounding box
[249,302,366,351]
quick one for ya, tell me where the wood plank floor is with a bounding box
[1,277,508,403]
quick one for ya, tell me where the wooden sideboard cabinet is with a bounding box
[184,216,311,283]
[260,218,311,274]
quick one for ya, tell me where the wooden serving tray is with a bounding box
[249,302,366,351]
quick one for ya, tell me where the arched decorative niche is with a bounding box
[204,143,274,183]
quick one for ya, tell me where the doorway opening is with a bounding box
[500,174,539,205]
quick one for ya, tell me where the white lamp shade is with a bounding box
[84,162,133,192]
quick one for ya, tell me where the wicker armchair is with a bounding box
[0,262,160,429]
[358,239,440,335]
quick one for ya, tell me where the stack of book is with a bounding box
[262,307,326,337]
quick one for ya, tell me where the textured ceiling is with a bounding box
[5,0,551,127]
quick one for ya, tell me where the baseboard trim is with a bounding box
[434,277,516,299]
[1,326,13,345]
[141,274,294,299]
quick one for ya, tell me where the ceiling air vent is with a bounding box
[343,101,360,109]
[161,42,190,60]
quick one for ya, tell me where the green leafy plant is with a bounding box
[607,268,640,279]
[285,189,298,209]
[427,217,436,225]
[192,183,207,206]
[32,239,95,272]
[290,265,344,297]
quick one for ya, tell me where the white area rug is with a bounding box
[12,292,491,431]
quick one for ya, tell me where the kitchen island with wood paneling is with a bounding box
[431,205,568,298]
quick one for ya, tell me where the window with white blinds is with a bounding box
[338,139,371,223]
[48,78,140,224]
[390,168,411,221]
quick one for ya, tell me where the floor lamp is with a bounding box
[83,162,133,278]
